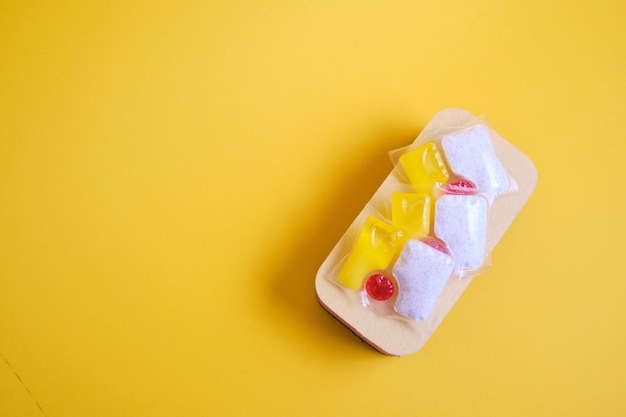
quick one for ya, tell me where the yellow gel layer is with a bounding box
[399,142,449,192]
[338,216,401,289]
[391,192,431,236]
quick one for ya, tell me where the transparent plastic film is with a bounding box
[315,108,537,355]
[327,116,516,323]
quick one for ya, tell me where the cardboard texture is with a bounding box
[315,108,538,356]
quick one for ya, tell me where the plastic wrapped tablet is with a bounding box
[315,108,537,356]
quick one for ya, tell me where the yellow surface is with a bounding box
[0,1,624,416]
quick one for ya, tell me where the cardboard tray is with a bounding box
[315,108,538,356]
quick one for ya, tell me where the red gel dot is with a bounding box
[422,238,450,254]
[365,274,395,301]
[443,179,476,195]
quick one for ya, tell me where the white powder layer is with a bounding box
[392,239,455,321]
[441,126,509,198]
[434,194,488,270]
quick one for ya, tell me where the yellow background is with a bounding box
[1,1,625,416]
